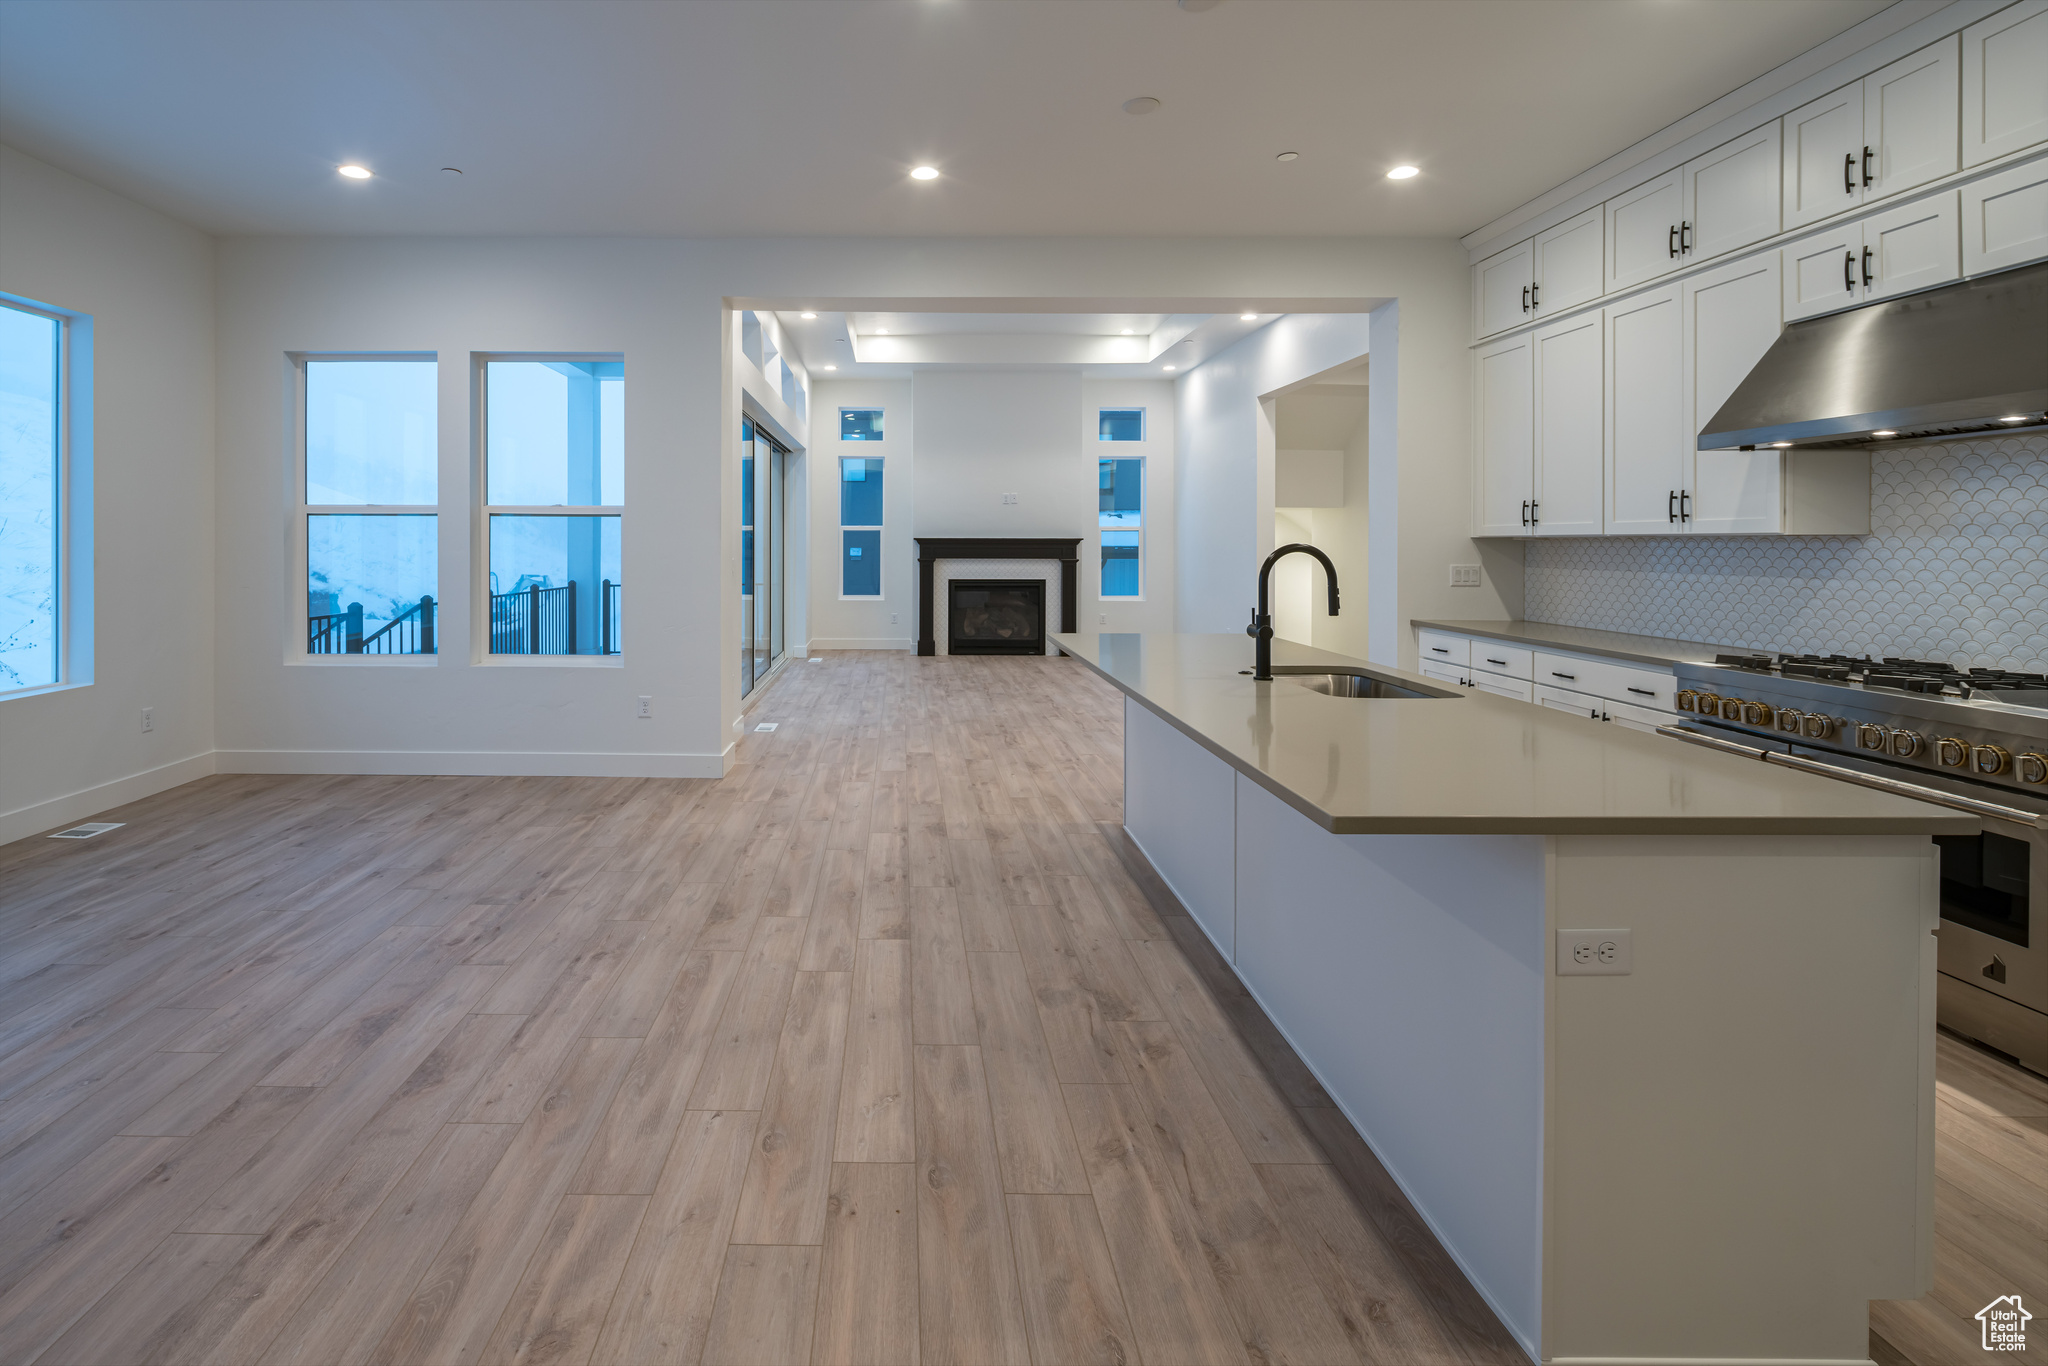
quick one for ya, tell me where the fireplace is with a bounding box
[948,580,1045,655]
[915,537,1080,656]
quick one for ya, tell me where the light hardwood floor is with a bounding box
[0,651,2035,1365]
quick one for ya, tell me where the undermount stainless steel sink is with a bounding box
[1269,666,1459,699]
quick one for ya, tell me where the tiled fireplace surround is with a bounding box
[1523,433,2048,673]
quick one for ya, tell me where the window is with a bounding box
[302,358,439,655]
[483,359,624,656]
[1100,457,1143,597]
[1098,408,1144,442]
[841,457,883,597]
[0,301,63,691]
[840,408,883,441]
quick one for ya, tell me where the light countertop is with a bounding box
[1410,619,1735,668]
[1053,632,1976,836]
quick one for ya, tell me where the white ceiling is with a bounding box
[0,0,1898,238]
[775,309,1283,377]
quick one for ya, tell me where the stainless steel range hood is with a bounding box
[1699,260,2048,450]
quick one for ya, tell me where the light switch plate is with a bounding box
[1449,564,1483,587]
[1556,928,1632,975]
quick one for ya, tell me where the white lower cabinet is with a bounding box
[1535,682,1606,718]
[1421,630,1678,729]
[1419,660,1468,690]
[1471,671,1535,702]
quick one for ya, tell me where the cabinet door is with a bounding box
[1607,169,1686,293]
[1685,122,1782,263]
[1533,313,1604,536]
[1784,83,1864,230]
[1419,660,1468,689]
[1534,683,1605,720]
[1784,223,1865,321]
[1473,334,1534,537]
[1962,153,2048,275]
[1474,239,1534,340]
[1687,252,1785,534]
[1865,191,1960,301]
[1531,207,1604,318]
[1606,286,1688,536]
[1470,673,1535,703]
[1865,38,1960,202]
[1963,0,2048,167]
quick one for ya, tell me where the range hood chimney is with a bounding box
[1699,260,2048,451]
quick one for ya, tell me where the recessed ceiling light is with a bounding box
[823,364,837,371]
[337,164,373,180]
[1162,365,1177,372]
[1123,96,1161,116]
[1276,152,1299,162]
[1771,441,1793,448]
[1121,328,1134,335]
[2000,414,2029,423]
[1872,430,1897,437]
[910,165,940,180]
[876,328,888,335]
[1386,165,1420,180]
[800,311,817,319]
[1240,313,1257,321]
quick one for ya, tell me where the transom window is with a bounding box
[484,359,625,656]
[840,408,884,441]
[301,358,439,656]
[1098,408,1144,442]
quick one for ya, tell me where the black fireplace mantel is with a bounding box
[915,537,1081,657]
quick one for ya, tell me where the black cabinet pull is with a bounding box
[1844,251,1855,292]
[1530,500,1538,525]
[1668,224,1678,258]
[1430,646,1449,654]
[1530,282,1540,308]
[1521,500,1529,527]
[1845,153,1856,194]
[1668,490,1677,523]
[1862,245,1873,287]
[1627,687,1656,696]
[1680,490,1691,522]
[1552,671,1577,681]
[1486,658,1509,666]
[1522,285,1530,313]
[1862,145,1874,187]
[1680,221,1692,253]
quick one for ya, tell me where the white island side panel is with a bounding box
[1231,773,1548,1355]
[1124,696,1238,957]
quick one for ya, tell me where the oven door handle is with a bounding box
[1657,725,2045,828]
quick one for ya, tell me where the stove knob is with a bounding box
[2016,752,2048,785]
[1691,692,1719,715]
[1856,722,1888,751]
[1775,708,1804,733]
[1720,697,1745,721]
[1887,728,1925,758]
[1675,689,1697,712]
[1972,744,2011,776]
[1934,737,1970,768]
[1801,713,1837,740]
[1740,701,1775,726]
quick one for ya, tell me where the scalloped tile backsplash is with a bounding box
[1523,433,2048,672]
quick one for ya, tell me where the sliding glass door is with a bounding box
[740,417,788,697]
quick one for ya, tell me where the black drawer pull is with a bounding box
[1430,647,1449,654]
[1551,671,1576,681]
[1486,658,1508,666]
[1627,687,1656,696]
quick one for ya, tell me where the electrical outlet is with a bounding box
[635,695,652,719]
[140,707,153,733]
[1099,613,1107,625]
[1450,564,1483,587]
[890,612,899,623]
[1002,492,1018,505]
[1556,929,1632,976]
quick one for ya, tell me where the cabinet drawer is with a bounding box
[1606,698,1672,733]
[1534,651,1678,711]
[1418,631,1470,667]
[1419,660,1467,689]
[1470,673,1535,703]
[1534,682,1606,719]
[1468,641,1535,679]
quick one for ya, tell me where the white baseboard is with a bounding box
[0,751,219,847]
[805,638,915,651]
[214,749,730,779]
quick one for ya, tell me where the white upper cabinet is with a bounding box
[1963,153,2048,275]
[1784,221,1865,319]
[1686,252,1785,534]
[1684,122,1783,264]
[1784,83,1865,230]
[1531,207,1604,319]
[1474,332,1534,537]
[1474,238,1535,340]
[1605,285,1687,536]
[1865,191,1961,301]
[1532,312,1604,537]
[1606,169,1686,293]
[1964,0,2048,167]
[1865,38,1960,201]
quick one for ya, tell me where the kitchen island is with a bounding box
[1053,631,1975,1366]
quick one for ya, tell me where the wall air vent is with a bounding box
[48,822,124,840]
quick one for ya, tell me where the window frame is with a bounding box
[0,294,84,698]
[475,353,626,665]
[290,352,441,667]
[839,455,885,600]
[839,407,885,442]
[1098,454,1144,600]
[1098,406,1146,443]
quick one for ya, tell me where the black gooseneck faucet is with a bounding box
[1247,543,1339,680]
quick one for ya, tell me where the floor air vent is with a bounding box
[49,822,124,840]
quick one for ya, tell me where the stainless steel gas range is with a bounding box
[1665,653,2048,1074]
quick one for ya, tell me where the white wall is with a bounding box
[0,145,217,844]
[808,377,912,650]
